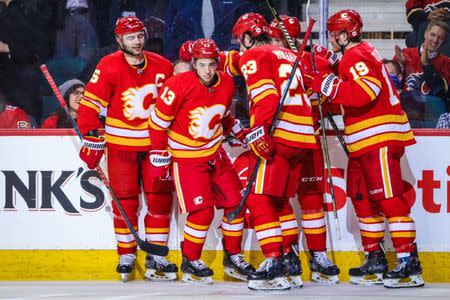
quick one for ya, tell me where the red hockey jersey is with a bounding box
[78,50,173,151]
[0,105,30,129]
[149,70,235,162]
[239,44,317,149]
[330,42,415,156]
[219,50,242,77]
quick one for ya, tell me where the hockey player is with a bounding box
[77,16,177,282]
[232,13,318,291]
[148,38,254,284]
[269,15,340,72]
[267,15,340,285]
[310,9,425,288]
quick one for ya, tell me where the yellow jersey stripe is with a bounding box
[345,114,409,134]
[347,131,414,153]
[84,91,108,107]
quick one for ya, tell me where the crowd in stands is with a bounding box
[0,0,449,129]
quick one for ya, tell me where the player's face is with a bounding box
[69,87,85,111]
[117,31,146,56]
[328,31,346,52]
[424,25,446,52]
[194,58,218,84]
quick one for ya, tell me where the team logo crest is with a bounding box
[188,104,226,139]
[121,84,158,120]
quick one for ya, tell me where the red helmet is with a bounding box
[232,12,269,40]
[192,38,219,59]
[327,9,363,39]
[114,16,145,35]
[179,40,195,61]
[269,15,301,39]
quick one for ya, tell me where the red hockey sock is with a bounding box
[388,216,416,253]
[182,207,214,261]
[300,193,327,252]
[247,193,283,258]
[113,196,139,255]
[276,198,299,254]
[222,207,245,255]
[144,192,173,246]
[358,216,385,252]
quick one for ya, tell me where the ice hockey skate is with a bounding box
[349,250,388,285]
[284,245,303,288]
[116,253,136,282]
[223,251,255,281]
[383,252,425,288]
[310,251,340,284]
[181,256,214,284]
[145,254,178,281]
[247,257,291,291]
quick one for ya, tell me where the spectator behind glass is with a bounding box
[0,0,50,126]
[163,0,258,61]
[436,111,450,128]
[53,0,98,61]
[0,92,31,129]
[41,79,85,128]
[394,20,450,127]
[405,1,450,52]
[383,59,403,94]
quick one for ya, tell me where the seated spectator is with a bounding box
[394,20,450,127]
[0,101,31,129]
[41,79,85,128]
[436,112,450,128]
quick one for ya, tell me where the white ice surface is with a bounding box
[0,281,449,300]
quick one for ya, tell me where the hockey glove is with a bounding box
[231,118,247,144]
[79,135,105,169]
[311,73,340,99]
[149,150,172,177]
[246,126,275,161]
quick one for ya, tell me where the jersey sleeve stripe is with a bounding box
[154,107,174,121]
[250,83,278,99]
[79,99,101,113]
[355,79,376,100]
[84,91,108,107]
[150,109,172,129]
[248,79,276,92]
[253,89,278,104]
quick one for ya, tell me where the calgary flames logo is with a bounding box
[121,84,158,120]
[188,104,226,139]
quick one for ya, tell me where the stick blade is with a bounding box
[138,240,169,256]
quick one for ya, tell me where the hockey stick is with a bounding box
[310,44,341,239]
[227,18,316,222]
[266,0,341,238]
[40,65,169,256]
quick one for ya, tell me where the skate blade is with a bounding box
[311,272,339,284]
[145,269,178,281]
[119,272,132,283]
[384,275,425,288]
[248,277,291,291]
[287,275,303,288]
[181,273,213,285]
[350,274,384,286]
[224,267,247,282]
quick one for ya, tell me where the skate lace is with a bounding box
[119,254,136,266]
[153,255,171,267]
[230,254,251,269]
[393,259,407,272]
[256,257,274,272]
[313,252,334,268]
[191,259,208,271]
